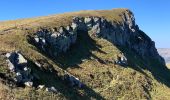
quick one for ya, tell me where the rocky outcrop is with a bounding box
[62,73,83,88]
[5,51,83,90]
[115,53,128,66]
[6,51,33,87]
[31,10,164,65]
[33,26,77,56]
[71,11,164,64]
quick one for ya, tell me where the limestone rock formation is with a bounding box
[115,53,128,66]
[33,26,77,56]
[31,10,164,65]
[5,51,33,86]
[72,16,163,65]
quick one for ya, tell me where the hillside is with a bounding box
[1,8,170,100]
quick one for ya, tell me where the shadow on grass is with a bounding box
[53,30,107,69]
[27,30,106,99]
[28,59,105,100]
[117,46,170,88]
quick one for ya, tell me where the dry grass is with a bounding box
[0,83,14,100]
[0,8,128,32]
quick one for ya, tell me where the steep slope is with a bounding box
[1,8,170,100]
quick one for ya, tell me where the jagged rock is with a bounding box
[46,87,57,93]
[23,67,31,77]
[72,17,86,31]
[71,22,78,30]
[93,17,101,24]
[15,72,22,82]
[115,53,128,66]
[38,85,45,89]
[84,17,93,29]
[33,25,77,55]
[6,51,34,86]
[6,51,27,70]
[35,62,41,68]
[24,81,33,87]
[63,74,83,88]
[6,59,15,72]
[34,37,39,43]
[66,25,77,44]
[74,15,163,64]
[5,53,11,58]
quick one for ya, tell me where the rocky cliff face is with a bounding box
[1,9,170,100]
[31,10,164,65]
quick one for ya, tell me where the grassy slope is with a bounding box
[1,8,170,99]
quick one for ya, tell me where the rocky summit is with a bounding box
[0,8,170,100]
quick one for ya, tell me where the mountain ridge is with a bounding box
[0,8,170,100]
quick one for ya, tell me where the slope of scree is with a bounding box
[0,8,170,100]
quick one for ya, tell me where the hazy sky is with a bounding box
[0,0,169,48]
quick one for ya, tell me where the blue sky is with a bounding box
[0,0,169,48]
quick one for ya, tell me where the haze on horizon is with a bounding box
[0,0,169,48]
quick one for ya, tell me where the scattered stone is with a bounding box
[34,37,39,43]
[63,74,83,88]
[24,81,33,87]
[38,85,45,89]
[46,87,57,93]
[35,62,41,68]
[115,53,128,66]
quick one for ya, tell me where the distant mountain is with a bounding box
[158,48,170,64]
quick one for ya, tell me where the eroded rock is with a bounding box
[33,25,77,55]
[115,53,128,66]
[31,11,164,65]
[5,51,34,87]
[46,86,57,93]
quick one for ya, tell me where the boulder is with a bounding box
[6,51,34,86]
[17,53,27,65]
[35,62,41,68]
[38,85,45,89]
[115,53,128,66]
[24,81,33,87]
[34,37,39,43]
[46,87,57,93]
[63,74,83,88]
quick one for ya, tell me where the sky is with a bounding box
[0,0,169,48]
